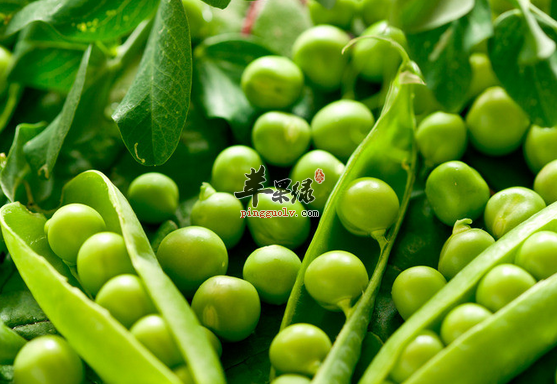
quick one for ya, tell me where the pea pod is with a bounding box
[0,170,225,384]
[359,202,557,384]
[0,319,26,364]
[276,47,419,384]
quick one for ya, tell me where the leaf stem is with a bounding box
[109,19,154,73]
[530,4,557,31]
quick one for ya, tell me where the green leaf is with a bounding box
[0,122,46,202]
[23,45,96,179]
[250,0,312,57]
[0,84,23,136]
[489,11,557,126]
[5,0,159,42]
[8,23,88,93]
[315,0,337,9]
[391,0,474,33]
[201,0,231,9]
[406,0,493,112]
[113,0,192,166]
[192,35,273,144]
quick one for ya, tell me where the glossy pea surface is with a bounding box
[247,188,310,250]
[523,125,557,173]
[308,0,357,29]
[438,220,495,280]
[425,161,490,226]
[95,274,157,328]
[467,53,499,100]
[269,323,332,376]
[211,145,264,195]
[46,203,106,264]
[271,374,312,384]
[156,226,228,297]
[243,245,301,305]
[475,264,536,312]
[130,314,183,368]
[241,55,303,109]
[190,183,245,249]
[76,232,135,296]
[484,187,546,239]
[515,231,557,280]
[391,266,447,320]
[127,173,179,224]
[304,250,369,312]
[390,330,444,383]
[466,86,530,156]
[290,150,345,211]
[534,159,557,205]
[292,25,350,91]
[13,335,84,384]
[311,100,375,162]
[252,112,311,167]
[192,275,261,342]
[415,112,468,166]
[440,303,492,345]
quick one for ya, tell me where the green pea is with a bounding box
[465,86,530,156]
[523,125,557,173]
[475,264,536,312]
[241,56,304,110]
[360,0,391,26]
[290,150,345,211]
[292,25,351,91]
[440,303,492,345]
[190,183,245,249]
[391,266,447,320]
[484,187,546,239]
[181,0,211,41]
[95,274,157,328]
[467,53,499,100]
[534,159,557,205]
[415,112,468,166]
[252,112,311,167]
[13,335,84,384]
[76,232,135,296]
[308,0,358,30]
[243,245,301,305]
[304,250,369,313]
[192,275,261,342]
[269,323,332,376]
[127,173,179,224]
[515,231,557,280]
[46,203,106,264]
[271,374,312,384]
[0,45,12,83]
[311,100,375,162]
[438,219,495,280]
[130,314,183,368]
[352,21,407,83]
[211,145,264,195]
[425,161,490,226]
[247,188,311,250]
[390,330,444,383]
[156,226,228,297]
[336,177,400,239]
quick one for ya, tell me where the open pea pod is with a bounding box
[359,202,557,384]
[277,52,420,383]
[0,170,225,384]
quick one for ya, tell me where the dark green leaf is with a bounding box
[201,0,231,9]
[113,0,192,166]
[406,0,493,112]
[8,23,87,93]
[250,0,312,57]
[192,35,273,144]
[5,0,159,42]
[391,0,474,33]
[23,45,96,179]
[489,11,557,127]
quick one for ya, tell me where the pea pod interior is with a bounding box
[0,170,225,384]
[359,201,557,384]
